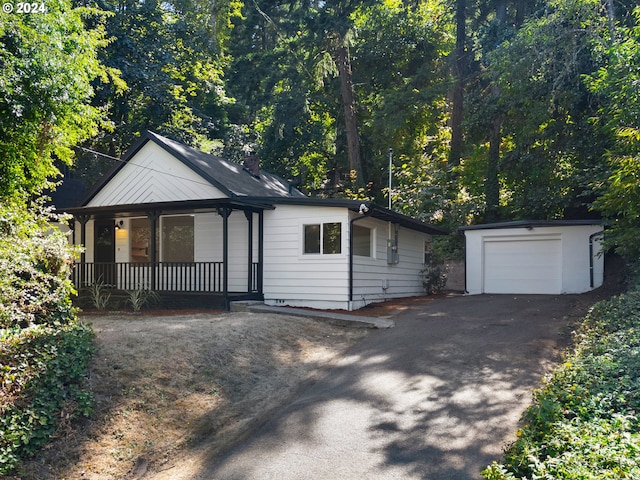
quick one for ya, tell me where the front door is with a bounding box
[94,219,116,285]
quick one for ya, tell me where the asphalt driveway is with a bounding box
[191,294,600,479]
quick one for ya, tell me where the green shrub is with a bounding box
[0,203,94,475]
[0,203,81,328]
[483,291,640,479]
[0,321,95,474]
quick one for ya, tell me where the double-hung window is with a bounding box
[304,222,342,254]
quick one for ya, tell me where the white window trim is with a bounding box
[301,221,345,256]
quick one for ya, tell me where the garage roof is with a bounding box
[459,219,602,232]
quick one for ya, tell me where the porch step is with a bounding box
[230,301,394,329]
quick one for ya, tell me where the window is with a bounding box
[162,215,194,262]
[130,218,152,262]
[303,222,342,254]
[353,225,372,257]
[424,238,432,264]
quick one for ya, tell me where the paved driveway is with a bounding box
[193,294,592,479]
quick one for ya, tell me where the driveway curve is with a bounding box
[192,294,600,480]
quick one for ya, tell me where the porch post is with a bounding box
[218,207,231,309]
[245,210,254,293]
[148,211,159,289]
[77,215,89,288]
[258,209,264,295]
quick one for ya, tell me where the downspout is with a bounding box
[589,230,605,288]
[462,231,468,294]
[349,205,372,309]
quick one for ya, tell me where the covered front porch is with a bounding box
[66,198,271,310]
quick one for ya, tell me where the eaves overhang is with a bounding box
[61,198,275,219]
[458,219,603,232]
[250,197,449,236]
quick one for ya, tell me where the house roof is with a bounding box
[80,131,305,206]
[458,219,603,232]
[254,197,449,236]
[69,132,447,235]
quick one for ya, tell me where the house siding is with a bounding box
[351,215,428,309]
[263,205,429,310]
[87,142,225,206]
[263,205,350,309]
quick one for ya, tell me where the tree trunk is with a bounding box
[605,0,615,38]
[335,43,364,188]
[448,0,466,171]
[485,105,502,223]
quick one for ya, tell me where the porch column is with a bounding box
[77,215,89,288]
[258,210,264,295]
[217,207,232,309]
[148,211,159,289]
[245,210,254,293]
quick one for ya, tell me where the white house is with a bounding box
[460,220,604,295]
[63,131,447,310]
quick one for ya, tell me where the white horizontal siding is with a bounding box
[88,142,226,207]
[263,205,350,308]
[351,217,428,307]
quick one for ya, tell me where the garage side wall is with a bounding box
[464,225,604,295]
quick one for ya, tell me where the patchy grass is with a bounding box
[11,311,367,479]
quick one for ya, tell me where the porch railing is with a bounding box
[72,262,259,293]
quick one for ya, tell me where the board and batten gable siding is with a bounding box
[464,224,604,295]
[87,141,226,207]
[263,204,350,309]
[351,215,428,309]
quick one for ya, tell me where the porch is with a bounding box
[72,261,262,310]
[66,198,272,310]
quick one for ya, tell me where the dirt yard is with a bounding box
[14,310,370,479]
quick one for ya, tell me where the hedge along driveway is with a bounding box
[170,293,609,480]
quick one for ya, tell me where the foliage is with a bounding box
[588,7,640,258]
[421,253,448,295]
[0,321,95,475]
[88,280,112,311]
[126,285,160,312]
[467,0,612,220]
[482,290,640,479]
[0,204,94,475]
[0,0,118,201]
[0,203,81,329]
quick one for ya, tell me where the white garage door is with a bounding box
[483,237,562,294]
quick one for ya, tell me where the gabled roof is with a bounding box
[71,132,447,235]
[81,131,305,206]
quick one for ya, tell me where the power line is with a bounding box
[76,146,225,190]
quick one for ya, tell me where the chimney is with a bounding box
[243,152,261,178]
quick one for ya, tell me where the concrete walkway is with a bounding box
[196,294,588,480]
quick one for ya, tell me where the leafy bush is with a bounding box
[0,322,95,474]
[483,292,640,479]
[422,252,448,294]
[0,203,95,475]
[0,203,81,328]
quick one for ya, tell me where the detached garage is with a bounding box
[460,220,604,295]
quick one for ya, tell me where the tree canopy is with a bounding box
[2,0,640,256]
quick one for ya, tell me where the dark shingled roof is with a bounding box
[72,132,447,236]
[81,131,304,206]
